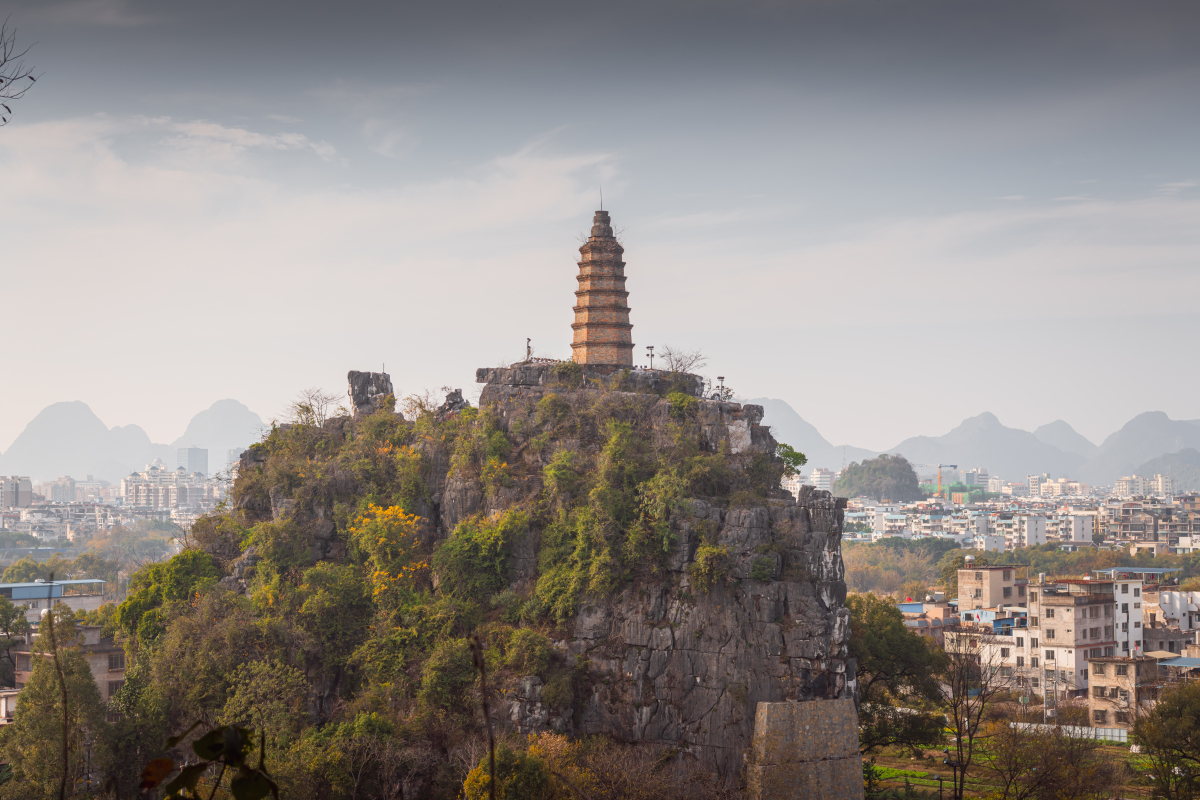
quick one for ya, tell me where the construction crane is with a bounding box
[911,463,959,499]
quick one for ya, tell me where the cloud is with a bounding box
[1158,180,1197,195]
[27,0,154,27]
[147,117,343,164]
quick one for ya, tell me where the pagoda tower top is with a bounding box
[570,210,634,368]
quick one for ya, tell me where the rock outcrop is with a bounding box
[347,370,395,417]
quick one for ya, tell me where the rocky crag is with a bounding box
[210,364,854,788]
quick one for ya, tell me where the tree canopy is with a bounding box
[833,454,924,501]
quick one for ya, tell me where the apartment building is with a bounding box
[121,460,224,511]
[12,625,126,705]
[958,563,1029,612]
[1113,474,1175,498]
[0,476,32,509]
[809,468,835,493]
[1087,656,1161,730]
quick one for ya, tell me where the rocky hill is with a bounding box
[181,364,853,794]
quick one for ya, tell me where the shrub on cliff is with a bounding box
[833,453,924,501]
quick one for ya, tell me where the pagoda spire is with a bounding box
[570,210,634,368]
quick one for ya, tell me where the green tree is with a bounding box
[0,595,30,687]
[117,549,219,640]
[845,594,945,753]
[1,553,74,583]
[219,659,310,753]
[0,609,110,800]
[1133,681,1200,799]
[775,443,807,477]
[833,454,924,501]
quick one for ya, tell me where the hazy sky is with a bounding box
[1,0,1198,453]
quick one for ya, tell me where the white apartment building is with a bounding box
[973,534,1006,552]
[1028,475,1042,497]
[982,577,1143,702]
[809,468,835,493]
[1151,590,1200,632]
[994,514,1047,548]
[1113,474,1174,498]
[121,460,224,511]
[965,468,989,487]
[987,476,1005,493]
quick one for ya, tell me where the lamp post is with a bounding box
[943,749,963,799]
[646,345,655,370]
[933,773,944,800]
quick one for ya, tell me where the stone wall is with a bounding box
[747,700,864,800]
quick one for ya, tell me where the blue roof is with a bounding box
[1094,567,1182,576]
[1159,657,1200,668]
[0,579,106,588]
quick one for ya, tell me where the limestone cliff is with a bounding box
[212,365,854,788]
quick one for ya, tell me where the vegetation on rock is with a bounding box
[833,454,924,501]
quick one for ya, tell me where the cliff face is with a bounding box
[479,366,854,780]
[215,365,853,787]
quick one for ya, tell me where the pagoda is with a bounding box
[570,210,634,368]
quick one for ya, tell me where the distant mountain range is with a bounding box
[4,393,1197,488]
[0,400,264,483]
[751,399,1200,487]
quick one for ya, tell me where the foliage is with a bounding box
[844,543,942,597]
[689,542,730,592]
[348,503,426,607]
[0,609,109,800]
[218,660,310,753]
[117,549,219,640]
[138,723,278,800]
[1133,681,1200,800]
[667,391,698,422]
[775,442,808,477]
[845,593,945,753]
[434,511,528,603]
[463,741,554,800]
[418,638,476,714]
[834,454,924,501]
[505,628,553,676]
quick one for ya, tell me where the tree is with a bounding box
[833,454,924,501]
[845,594,945,753]
[1133,681,1200,799]
[657,345,707,374]
[775,443,807,478]
[288,387,346,426]
[0,608,109,800]
[0,595,30,687]
[1,553,75,583]
[936,632,1014,800]
[0,19,37,127]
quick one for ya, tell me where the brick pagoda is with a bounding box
[571,210,634,368]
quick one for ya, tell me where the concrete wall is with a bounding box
[747,699,864,800]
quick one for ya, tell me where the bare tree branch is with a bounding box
[0,18,38,127]
[658,345,708,374]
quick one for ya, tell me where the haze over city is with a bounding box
[2,0,1198,456]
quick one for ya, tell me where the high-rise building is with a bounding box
[1028,474,1042,497]
[49,476,77,503]
[0,476,33,508]
[177,447,209,477]
[810,468,835,493]
[965,468,989,487]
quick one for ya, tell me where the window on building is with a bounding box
[1001,648,1010,658]
[1104,647,1114,657]
[107,680,124,698]
[974,589,982,598]
[109,652,125,671]
[1032,617,1039,627]
[1122,584,1129,594]
[1135,603,1141,609]
[1046,650,1055,660]
[1017,637,1024,647]
[1090,606,1099,618]
[1059,670,1068,681]
[1017,656,1024,667]
[1081,629,1089,640]
[1116,711,1130,723]
[1094,710,1107,724]
[1032,638,1039,648]
[1134,622,1141,628]
[1003,587,1012,598]
[975,572,983,580]
[1135,588,1140,597]
[1019,585,1026,596]
[1000,667,1012,677]
[15,655,29,672]
[1105,605,1112,617]
[1105,626,1113,638]
[1032,677,1040,688]
[1122,603,1129,613]
[1092,663,1106,676]
[1032,657,1040,668]
[1003,570,1012,581]
[1047,630,1056,639]
[1047,608,1056,619]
